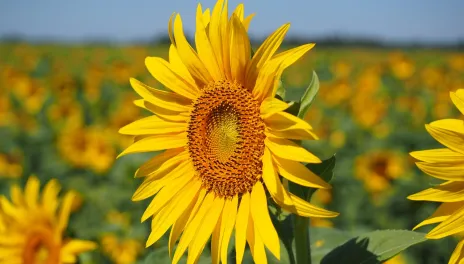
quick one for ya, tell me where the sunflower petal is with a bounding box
[416,162,464,181]
[426,120,464,155]
[136,148,186,178]
[24,176,40,209]
[119,115,187,135]
[273,155,331,189]
[235,192,250,264]
[246,215,267,264]
[427,205,464,239]
[41,179,60,216]
[251,182,280,260]
[61,240,97,256]
[220,196,238,264]
[408,181,464,202]
[209,0,225,75]
[118,133,187,158]
[449,239,464,264]
[57,191,75,233]
[265,137,321,163]
[145,57,199,100]
[229,14,251,83]
[196,4,222,80]
[135,100,190,122]
[413,202,464,230]
[451,90,464,116]
[169,45,193,82]
[410,148,464,163]
[260,97,289,118]
[203,8,211,27]
[242,14,255,31]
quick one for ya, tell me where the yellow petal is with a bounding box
[41,179,60,216]
[252,59,283,102]
[235,192,250,264]
[416,162,464,181]
[264,111,318,140]
[118,133,187,158]
[142,174,194,222]
[262,147,284,201]
[187,197,225,264]
[25,176,40,209]
[451,90,464,115]
[58,191,75,233]
[410,148,464,163]
[136,149,187,178]
[273,155,331,189]
[232,3,244,21]
[209,0,225,76]
[211,217,221,264]
[146,180,201,247]
[174,14,212,86]
[61,240,97,255]
[130,78,191,112]
[408,181,464,202]
[169,44,195,84]
[427,205,464,239]
[220,196,238,264]
[219,0,231,79]
[173,192,215,264]
[195,4,222,80]
[132,160,193,202]
[119,115,187,135]
[242,14,255,31]
[265,137,321,163]
[413,202,464,230]
[260,97,289,118]
[145,57,199,100]
[251,182,280,260]
[134,100,189,122]
[202,8,211,27]
[10,185,24,207]
[246,24,290,89]
[426,119,464,155]
[0,197,25,222]
[169,189,207,258]
[168,13,175,45]
[449,239,464,264]
[246,216,267,264]
[229,14,251,84]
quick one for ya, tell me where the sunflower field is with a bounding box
[1,33,464,264]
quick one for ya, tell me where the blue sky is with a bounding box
[1,0,463,43]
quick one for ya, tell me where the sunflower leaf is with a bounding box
[298,71,320,119]
[305,155,336,200]
[320,229,427,264]
[276,79,286,100]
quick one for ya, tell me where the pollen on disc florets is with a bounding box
[187,80,266,198]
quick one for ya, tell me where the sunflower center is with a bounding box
[187,80,266,198]
[23,227,60,264]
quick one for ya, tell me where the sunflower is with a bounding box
[408,89,464,264]
[0,176,97,264]
[119,1,338,263]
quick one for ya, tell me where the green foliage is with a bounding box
[298,71,320,120]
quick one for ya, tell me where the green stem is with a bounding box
[289,182,312,264]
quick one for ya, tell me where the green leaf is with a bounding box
[305,155,337,200]
[320,230,427,264]
[297,71,320,119]
[276,79,286,100]
[311,227,355,264]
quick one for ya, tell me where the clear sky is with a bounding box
[1,0,463,44]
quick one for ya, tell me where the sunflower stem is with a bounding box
[289,182,312,264]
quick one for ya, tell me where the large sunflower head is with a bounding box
[119,1,338,263]
[0,176,97,264]
[408,89,464,264]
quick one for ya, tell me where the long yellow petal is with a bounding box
[132,160,193,201]
[145,57,199,99]
[195,4,222,80]
[262,147,285,202]
[169,44,195,85]
[265,111,313,130]
[135,148,186,178]
[242,14,255,31]
[57,191,75,233]
[410,148,464,163]
[130,78,191,112]
[209,0,225,75]
[119,115,187,135]
[451,90,464,116]
[211,218,222,264]
[426,119,464,155]
[273,155,331,189]
[251,182,280,260]
[229,14,251,84]
[265,137,321,163]
[169,189,207,258]
[427,205,464,239]
[174,14,212,86]
[220,196,238,264]
[220,0,231,79]
[260,97,289,118]
[168,13,175,45]
[41,179,60,217]
[416,162,464,181]
[0,197,26,223]
[233,3,244,21]
[25,176,40,209]
[187,198,225,264]
[413,202,464,230]
[235,192,250,264]
[246,24,290,89]
[203,8,211,27]
[449,239,464,264]
[118,133,187,158]
[408,181,464,202]
[146,180,201,247]
[61,240,97,255]
[141,174,194,222]
[173,192,215,264]
[10,185,24,207]
[246,216,267,264]
[134,100,190,122]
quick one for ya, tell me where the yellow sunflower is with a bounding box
[408,89,464,264]
[0,176,97,264]
[119,1,338,263]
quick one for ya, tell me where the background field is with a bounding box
[1,42,464,263]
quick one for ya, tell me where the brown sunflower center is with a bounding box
[187,80,266,198]
[23,227,61,264]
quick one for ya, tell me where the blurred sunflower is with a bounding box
[0,150,23,179]
[408,89,464,264]
[355,150,406,195]
[101,234,143,264]
[119,1,338,263]
[0,176,97,263]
